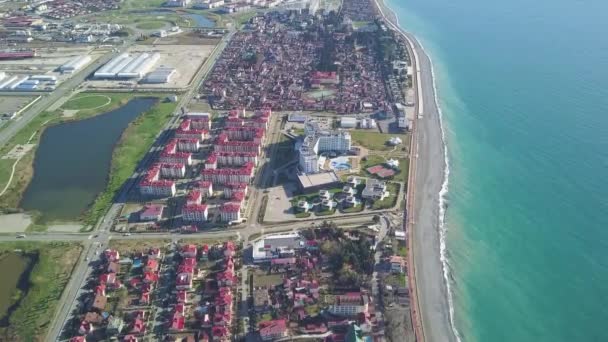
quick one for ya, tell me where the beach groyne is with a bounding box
[373,1,459,342]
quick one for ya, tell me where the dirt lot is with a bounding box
[0,96,37,115]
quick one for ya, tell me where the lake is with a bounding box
[0,252,35,327]
[184,13,215,27]
[20,98,158,222]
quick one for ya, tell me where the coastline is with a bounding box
[373,1,459,341]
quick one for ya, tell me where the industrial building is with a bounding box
[94,52,160,79]
[59,55,92,74]
[143,66,176,84]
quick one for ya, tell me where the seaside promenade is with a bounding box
[374,1,458,342]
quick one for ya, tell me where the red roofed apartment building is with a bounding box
[201,162,254,185]
[182,204,208,222]
[215,152,258,167]
[215,138,261,155]
[159,163,186,178]
[259,319,288,341]
[223,127,265,143]
[177,138,200,152]
[139,165,176,197]
[160,140,192,165]
[175,119,208,141]
[223,182,248,198]
[220,203,241,223]
[191,118,211,130]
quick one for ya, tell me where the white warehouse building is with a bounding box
[143,66,176,84]
[94,52,160,79]
[59,55,92,74]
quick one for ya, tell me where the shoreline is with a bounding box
[373,1,459,341]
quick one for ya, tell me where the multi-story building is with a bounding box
[160,140,193,165]
[175,119,208,141]
[215,152,258,166]
[139,166,176,197]
[224,127,265,143]
[200,162,254,185]
[160,151,192,165]
[220,203,241,223]
[182,204,208,222]
[177,138,200,152]
[215,140,261,154]
[191,118,211,130]
[175,128,207,141]
[223,182,248,198]
[298,119,351,174]
[160,163,186,178]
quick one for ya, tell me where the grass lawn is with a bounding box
[62,94,112,111]
[295,212,311,218]
[372,182,400,210]
[315,208,336,216]
[350,130,409,152]
[0,242,82,341]
[135,20,167,30]
[253,271,283,287]
[342,204,363,213]
[108,239,171,254]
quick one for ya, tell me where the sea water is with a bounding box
[387,0,608,341]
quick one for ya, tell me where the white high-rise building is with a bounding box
[298,119,351,174]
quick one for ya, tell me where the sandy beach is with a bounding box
[374,1,458,341]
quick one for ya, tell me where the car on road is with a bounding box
[16,234,26,239]
[123,233,131,236]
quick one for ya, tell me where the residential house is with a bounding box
[259,319,288,341]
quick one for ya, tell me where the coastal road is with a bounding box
[374,1,457,342]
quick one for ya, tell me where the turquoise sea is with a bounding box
[387,0,608,341]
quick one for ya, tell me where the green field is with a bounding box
[350,130,409,151]
[0,242,82,341]
[360,155,409,183]
[62,94,112,110]
[135,20,167,30]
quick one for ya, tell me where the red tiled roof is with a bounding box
[259,319,287,337]
[220,203,241,213]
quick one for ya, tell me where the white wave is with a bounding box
[383,1,463,340]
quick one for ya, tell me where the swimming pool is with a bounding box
[329,156,352,171]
